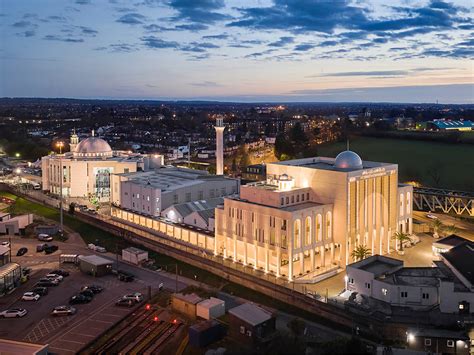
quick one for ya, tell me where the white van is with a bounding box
[32,183,41,190]
[38,234,53,241]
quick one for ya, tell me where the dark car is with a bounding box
[36,279,58,287]
[69,294,92,305]
[118,272,134,282]
[16,247,28,256]
[115,298,134,307]
[81,285,103,294]
[36,244,48,252]
[32,287,48,296]
[50,269,69,277]
[44,245,59,254]
[80,289,94,299]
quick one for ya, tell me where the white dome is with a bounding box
[334,150,363,170]
[73,137,113,158]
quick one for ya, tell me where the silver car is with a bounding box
[0,308,28,318]
[51,306,76,316]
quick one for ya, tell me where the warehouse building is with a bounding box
[79,255,113,277]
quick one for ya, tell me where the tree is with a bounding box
[393,231,411,253]
[351,245,371,261]
[287,317,306,344]
[443,224,458,236]
[432,219,444,239]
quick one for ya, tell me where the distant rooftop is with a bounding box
[348,255,402,277]
[429,119,473,129]
[434,234,469,248]
[229,303,272,326]
[173,292,203,305]
[381,267,445,287]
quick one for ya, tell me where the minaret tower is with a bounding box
[70,129,79,153]
[214,115,225,175]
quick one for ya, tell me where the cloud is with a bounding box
[175,23,208,31]
[202,33,229,40]
[167,0,230,24]
[117,13,146,25]
[294,43,314,51]
[268,36,294,47]
[95,43,138,52]
[75,0,91,4]
[317,70,410,77]
[141,36,180,49]
[43,34,84,43]
[17,30,36,37]
[12,20,33,28]
[190,81,222,87]
[180,41,219,52]
[78,26,98,36]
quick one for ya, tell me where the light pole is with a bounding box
[56,141,64,237]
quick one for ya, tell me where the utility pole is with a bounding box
[57,141,64,237]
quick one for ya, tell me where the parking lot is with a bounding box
[0,234,188,354]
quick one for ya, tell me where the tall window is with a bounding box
[326,212,332,240]
[316,214,322,241]
[305,217,312,246]
[293,219,301,249]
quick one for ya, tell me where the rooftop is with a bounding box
[228,303,272,326]
[197,297,225,309]
[123,247,147,255]
[170,197,224,219]
[173,292,203,305]
[441,241,474,286]
[79,255,113,266]
[434,234,469,248]
[0,339,48,355]
[349,255,402,277]
[381,267,445,287]
[429,119,473,129]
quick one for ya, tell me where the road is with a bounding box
[413,211,474,240]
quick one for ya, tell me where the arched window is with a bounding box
[399,193,404,216]
[406,192,411,213]
[326,212,332,240]
[305,217,312,246]
[293,219,301,249]
[316,214,322,241]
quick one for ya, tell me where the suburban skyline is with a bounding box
[1,0,473,103]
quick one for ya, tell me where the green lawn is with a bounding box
[317,137,474,191]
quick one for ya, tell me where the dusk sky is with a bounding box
[1,0,473,103]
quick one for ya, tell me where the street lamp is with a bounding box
[56,141,64,237]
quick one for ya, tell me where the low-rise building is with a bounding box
[427,119,473,131]
[196,297,225,320]
[0,214,33,235]
[432,234,469,258]
[228,303,276,346]
[112,167,238,217]
[346,243,474,313]
[171,293,203,320]
[406,328,470,355]
[78,255,113,277]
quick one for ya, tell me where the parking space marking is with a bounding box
[24,316,72,343]
[48,346,76,354]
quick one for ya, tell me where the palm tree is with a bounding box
[393,231,412,253]
[432,219,444,239]
[443,224,458,236]
[351,245,371,261]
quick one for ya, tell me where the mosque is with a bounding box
[41,131,163,201]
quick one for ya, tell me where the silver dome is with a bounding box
[73,137,113,158]
[334,150,363,170]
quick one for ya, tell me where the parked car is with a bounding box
[1,241,10,247]
[118,271,134,282]
[50,269,69,277]
[45,273,63,281]
[81,285,103,294]
[0,308,28,318]
[37,278,59,287]
[88,243,96,250]
[32,287,48,296]
[51,306,76,316]
[426,213,438,219]
[22,292,40,301]
[44,245,59,254]
[36,243,48,252]
[115,298,135,307]
[121,292,143,303]
[95,246,107,253]
[16,247,28,256]
[38,234,53,242]
[69,294,92,304]
[80,289,94,299]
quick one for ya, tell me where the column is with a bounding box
[276,247,281,277]
[379,227,384,255]
[243,241,248,265]
[265,246,269,273]
[310,248,315,272]
[299,251,304,274]
[233,234,237,262]
[321,245,326,268]
[223,237,228,258]
[331,243,335,263]
[387,229,391,254]
[254,244,258,270]
[408,217,413,235]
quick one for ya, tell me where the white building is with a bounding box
[215,150,413,282]
[346,242,474,313]
[41,132,164,201]
[163,197,223,231]
[112,167,238,217]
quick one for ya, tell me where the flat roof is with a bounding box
[0,245,10,255]
[197,297,225,309]
[381,267,444,287]
[229,303,272,326]
[0,339,48,354]
[173,292,203,305]
[79,255,113,266]
[349,255,402,277]
[271,156,394,173]
[0,263,20,277]
[123,246,147,255]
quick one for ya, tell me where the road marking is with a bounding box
[48,346,76,354]
[74,333,96,338]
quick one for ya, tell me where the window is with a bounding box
[306,192,309,200]
[424,338,431,346]
[281,197,284,206]
[447,340,454,348]
[132,202,135,208]
[240,326,245,334]
[146,196,150,201]
[124,168,129,173]
[296,195,299,202]
[401,291,408,298]
[291,196,294,203]
[365,282,371,289]
[286,197,289,204]
[422,293,429,299]
[382,288,388,296]
[349,278,354,284]
[136,193,140,199]
[124,192,128,196]
[246,330,252,337]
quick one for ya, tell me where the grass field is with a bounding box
[317,136,474,191]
